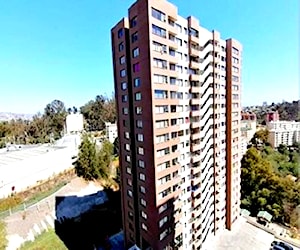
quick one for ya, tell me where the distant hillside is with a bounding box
[244,100,300,124]
[0,112,34,121]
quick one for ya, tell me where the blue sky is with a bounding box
[0,0,298,114]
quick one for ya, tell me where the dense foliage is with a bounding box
[247,100,300,124]
[74,135,113,181]
[0,100,67,147]
[0,95,116,148]
[80,95,116,131]
[241,142,300,228]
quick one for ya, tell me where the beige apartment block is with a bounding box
[111,0,242,249]
[267,120,300,148]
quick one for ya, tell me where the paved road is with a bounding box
[210,217,300,250]
[0,134,80,198]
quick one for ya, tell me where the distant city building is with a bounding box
[267,120,300,147]
[265,110,279,123]
[241,112,257,143]
[105,122,118,143]
[65,113,84,134]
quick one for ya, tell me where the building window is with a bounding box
[153,41,167,53]
[159,203,168,214]
[159,216,168,228]
[151,8,166,22]
[133,63,140,72]
[137,133,144,142]
[133,47,139,58]
[122,107,128,115]
[157,147,170,157]
[130,16,137,28]
[153,58,167,69]
[139,173,145,181]
[119,42,124,51]
[118,28,123,38]
[127,190,133,197]
[233,57,239,64]
[131,32,138,43]
[142,223,148,231]
[155,105,168,114]
[126,167,131,174]
[122,95,128,102]
[153,74,168,84]
[119,56,125,65]
[160,229,169,240]
[152,24,166,38]
[232,84,239,91]
[141,198,146,207]
[158,187,171,199]
[127,178,132,186]
[140,186,146,193]
[154,90,168,99]
[120,69,126,77]
[136,120,143,128]
[125,144,130,151]
[136,106,142,115]
[233,66,239,73]
[126,155,131,162]
[134,78,141,87]
[138,147,144,155]
[156,133,169,143]
[233,47,239,55]
[138,160,145,168]
[232,75,239,82]
[121,82,127,90]
[141,210,147,219]
[155,120,169,129]
[124,131,130,139]
[135,92,142,101]
[157,161,170,171]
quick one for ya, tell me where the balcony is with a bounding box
[191,143,201,151]
[190,98,200,105]
[190,110,201,117]
[190,121,201,128]
[191,86,201,94]
[190,74,200,81]
[192,208,202,220]
[189,47,199,57]
[191,155,201,166]
[189,34,199,44]
[190,60,200,69]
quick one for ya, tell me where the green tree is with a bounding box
[74,135,99,181]
[97,140,113,179]
[43,99,67,139]
[80,94,116,131]
[74,136,113,181]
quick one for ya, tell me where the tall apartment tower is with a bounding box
[111,0,242,249]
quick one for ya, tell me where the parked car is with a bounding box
[273,246,286,250]
[278,242,293,250]
[271,241,293,250]
[271,241,279,246]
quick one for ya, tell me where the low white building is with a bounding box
[65,113,84,134]
[267,120,300,147]
[105,122,117,143]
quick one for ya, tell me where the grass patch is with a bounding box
[0,170,75,218]
[0,221,7,250]
[19,229,67,250]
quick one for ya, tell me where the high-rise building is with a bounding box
[111,0,242,249]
